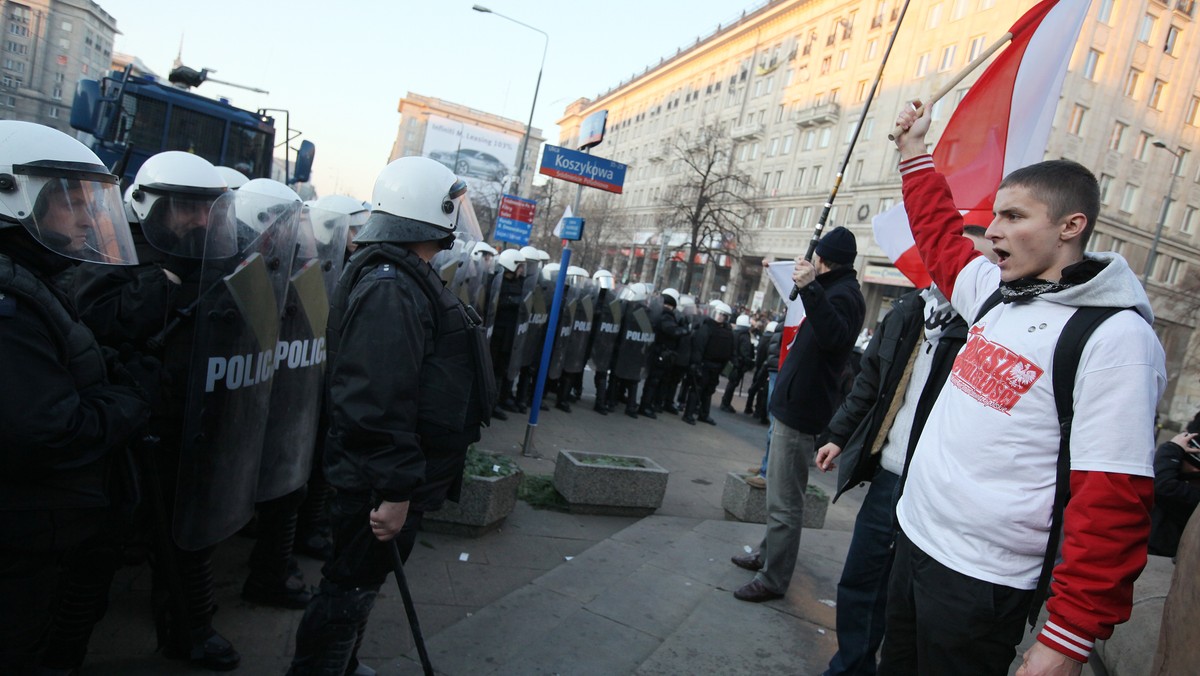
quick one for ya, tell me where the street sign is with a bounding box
[538,145,627,194]
[495,194,536,246]
[578,110,608,150]
[558,217,584,241]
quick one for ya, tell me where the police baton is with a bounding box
[388,538,434,676]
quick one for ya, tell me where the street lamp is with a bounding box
[1144,140,1183,284]
[472,5,547,200]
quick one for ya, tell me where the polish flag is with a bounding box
[871,0,1093,286]
[766,261,806,367]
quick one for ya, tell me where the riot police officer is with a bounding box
[0,121,149,672]
[683,301,734,425]
[72,150,248,669]
[589,269,619,415]
[289,156,495,675]
[637,288,691,418]
[720,314,756,413]
[491,247,527,417]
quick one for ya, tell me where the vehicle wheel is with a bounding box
[456,160,470,175]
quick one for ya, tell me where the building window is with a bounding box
[776,105,785,123]
[926,3,943,30]
[1149,79,1166,110]
[1082,49,1100,80]
[863,117,875,139]
[854,159,865,182]
[7,22,27,37]
[1,94,13,107]
[855,80,868,102]
[785,207,796,228]
[939,45,957,72]
[764,208,775,228]
[773,170,784,191]
[866,39,878,60]
[1171,148,1188,177]
[1098,174,1113,205]
[818,127,831,148]
[837,49,849,70]
[802,130,815,151]
[1135,132,1151,161]
[4,40,26,55]
[811,165,823,187]
[1120,184,1139,213]
[820,56,831,75]
[768,137,779,156]
[1165,25,1181,55]
[1123,69,1140,98]
[1108,123,1126,152]
[48,106,59,119]
[932,98,948,121]
[60,20,72,32]
[979,0,996,9]
[1097,0,1114,24]
[951,0,969,21]
[795,167,806,188]
[51,85,62,100]
[968,35,986,62]
[1165,258,1183,286]
[915,52,930,78]
[1070,103,1089,135]
[800,206,813,229]
[782,134,793,154]
[1139,14,1156,43]
[1187,96,1200,126]
[1181,205,1197,235]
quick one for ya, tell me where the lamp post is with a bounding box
[1144,140,1183,284]
[472,4,547,202]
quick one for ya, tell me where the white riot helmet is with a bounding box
[0,121,136,265]
[567,266,589,286]
[215,166,249,190]
[236,178,301,234]
[313,194,370,229]
[541,262,560,282]
[496,248,525,274]
[711,301,733,323]
[472,241,498,259]
[661,288,681,307]
[766,320,779,333]
[736,314,752,328]
[127,150,233,259]
[592,268,614,290]
[355,156,480,247]
[619,282,650,302]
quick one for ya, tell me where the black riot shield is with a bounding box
[256,204,348,503]
[506,278,532,382]
[588,291,622,373]
[520,276,548,369]
[175,192,298,551]
[562,283,595,375]
[546,286,574,381]
[612,301,655,382]
[481,270,503,338]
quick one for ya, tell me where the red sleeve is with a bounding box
[898,155,981,299]
[1038,470,1154,662]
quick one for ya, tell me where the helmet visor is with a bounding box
[14,169,137,265]
[141,190,238,259]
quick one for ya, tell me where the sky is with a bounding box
[98,0,764,199]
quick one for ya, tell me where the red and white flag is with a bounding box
[766,261,806,366]
[872,0,1093,287]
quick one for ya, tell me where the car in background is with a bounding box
[427,148,508,182]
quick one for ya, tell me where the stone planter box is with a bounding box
[720,472,829,529]
[552,449,668,517]
[423,469,523,537]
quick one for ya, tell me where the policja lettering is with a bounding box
[274,337,327,371]
[205,349,277,393]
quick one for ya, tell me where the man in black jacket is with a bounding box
[0,121,149,672]
[731,226,865,602]
[682,301,735,425]
[289,157,494,674]
[638,288,691,417]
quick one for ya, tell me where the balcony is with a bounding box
[792,102,841,128]
[730,122,765,140]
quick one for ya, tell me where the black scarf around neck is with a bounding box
[997,258,1106,303]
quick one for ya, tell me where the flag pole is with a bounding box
[887,31,1014,141]
[789,0,915,301]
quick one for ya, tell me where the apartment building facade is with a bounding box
[556,0,1200,424]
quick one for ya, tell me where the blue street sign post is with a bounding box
[523,141,623,457]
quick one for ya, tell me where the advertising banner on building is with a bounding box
[422,115,520,190]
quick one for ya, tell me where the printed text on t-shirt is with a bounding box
[950,326,1044,414]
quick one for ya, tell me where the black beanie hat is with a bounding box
[815,226,857,265]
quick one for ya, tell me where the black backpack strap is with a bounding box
[973,288,1004,324]
[1027,305,1126,629]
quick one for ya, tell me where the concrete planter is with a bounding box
[720,472,829,529]
[552,449,669,517]
[423,469,523,537]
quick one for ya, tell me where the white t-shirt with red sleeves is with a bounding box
[896,256,1165,590]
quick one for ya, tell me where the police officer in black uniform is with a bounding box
[491,247,526,417]
[682,301,734,425]
[637,288,691,418]
[0,121,149,673]
[289,156,495,675]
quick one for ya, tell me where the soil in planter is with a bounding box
[517,474,569,512]
[576,454,646,468]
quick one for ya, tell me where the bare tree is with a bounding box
[657,123,760,294]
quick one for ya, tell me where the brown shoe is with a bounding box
[733,579,783,603]
[730,552,763,572]
[746,475,766,489]
[746,466,760,475]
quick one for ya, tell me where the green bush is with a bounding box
[517,474,568,511]
[463,446,520,478]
